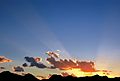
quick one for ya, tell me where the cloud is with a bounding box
[24,56,47,68]
[45,50,112,76]
[46,57,96,72]
[48,74,52,79]
[0,66,5,70]
[22,50,111,76]
[12,66,24,72]
[34,57,42,62]
[61,72,76,77]
[45,51,59,58]
[61,72,70,77]
[99,70,112,75]
[36,75,46,80]
[76,61,96,72]
[49,66,56,69]
[0,56,12,63]
[22,63,28,67]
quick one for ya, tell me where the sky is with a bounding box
[0,0,120,79]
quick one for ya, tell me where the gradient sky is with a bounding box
[0,0,120,78]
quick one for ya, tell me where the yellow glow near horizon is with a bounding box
[63,68,116,78]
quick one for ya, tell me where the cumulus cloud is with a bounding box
[0,56,12,63]
[24,56,47,68]
[22,50,111,75]
[46,51,113,76]
[46,56,96,72]
[45,51,112,75]
[12,66,24,72]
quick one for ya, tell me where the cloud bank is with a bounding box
[23,50,111,76]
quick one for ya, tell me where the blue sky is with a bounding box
[0,0,120,77]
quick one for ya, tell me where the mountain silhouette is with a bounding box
[0,71,39,81]
[0,71,120,81]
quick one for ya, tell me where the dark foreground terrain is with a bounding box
[0,71,120,81]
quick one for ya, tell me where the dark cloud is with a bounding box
[46,57,96,72]
[0,56,12,63]
[100,70,112,75]
[24,56,47,68]
[22,63,28,67]
[49,66,56,69]
[12,66,24,72]
[0,67,5,69]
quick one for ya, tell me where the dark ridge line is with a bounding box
[0,71,120,81]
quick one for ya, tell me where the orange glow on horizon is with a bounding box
[61,68,115,78]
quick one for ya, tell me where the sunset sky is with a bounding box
[0,0,120,79]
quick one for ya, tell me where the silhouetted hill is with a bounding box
[0,71,120,81]
[0,71,39,81]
